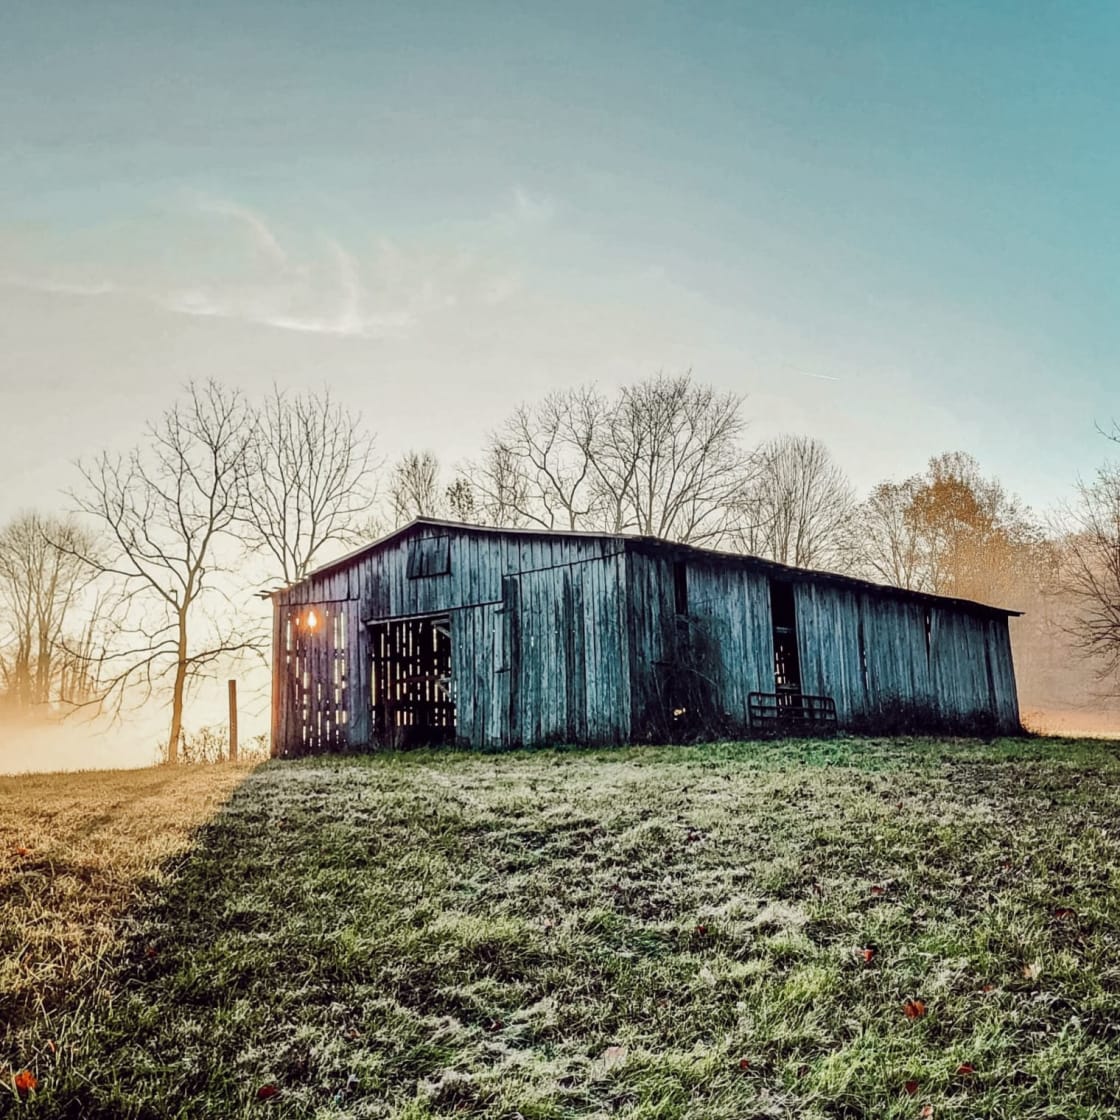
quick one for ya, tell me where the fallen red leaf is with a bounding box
[599,1045,627,1070]
[903,1079,919,1095]
[256,1084,278,1100]
[1053,907,1076,920]
[858,947,876,964]
[13,847,31,857]
[694,923,707,936]
[957,1063,975,1076]
[902,998,927,1020]
[870,884,886,896]
[738,1058,751,1071]
[14,1070,38,1094]
[981,983,995,993]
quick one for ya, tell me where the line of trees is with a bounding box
[3,370,1120,759]
[0,383,377,762]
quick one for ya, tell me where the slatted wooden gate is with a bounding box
[278,604,349,754]
[369,614,456,745]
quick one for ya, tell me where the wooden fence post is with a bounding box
[228,679,238,762]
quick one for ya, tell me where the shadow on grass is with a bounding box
[2,766,260,1120]
[10,741,1120,1119]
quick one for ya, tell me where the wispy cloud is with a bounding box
[1,195,530,341]
[511,185,556,224]
[193,196,291,269]
[795,370,842,383]
[0,275,117,297]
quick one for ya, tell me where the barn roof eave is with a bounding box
[264,517,633,598]
[267,518,1023,618]
[626,537,1024,618]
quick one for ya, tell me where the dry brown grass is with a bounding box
[0,763,254,1083]
[1021,706,1120,738]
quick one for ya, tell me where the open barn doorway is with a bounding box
[769,580,802,701]
[369,614,456,746]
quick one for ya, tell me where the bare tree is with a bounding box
[463,442,533,528]
[852,476,929,590]
[730,435,855,569]
[467,374,749,542]
[590,372,747,543]
[69,380,257,762]
[240,386,377,584]
[56,597,108,709]
[388,450,445,525]
[1062,456,1120,682]
[0,512,98,714]
[474,388,604,530]
[444,476,478,522]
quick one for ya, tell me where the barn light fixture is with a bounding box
[306,609,319,630]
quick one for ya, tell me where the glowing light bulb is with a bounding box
[306,609,319,630]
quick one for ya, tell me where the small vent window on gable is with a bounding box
[407,534,452,579]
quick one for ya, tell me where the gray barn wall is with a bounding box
[273,525,1022,754]
[273,526,631,754]
[626,548,1019,737]
[626,549,774,737]
[793,582,1020,733]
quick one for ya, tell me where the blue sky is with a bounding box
[2,1,1119,521]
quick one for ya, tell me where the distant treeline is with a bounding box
[2,372,1118,755]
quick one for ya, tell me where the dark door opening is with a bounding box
[369,614,455,745]
[769,580,802,703]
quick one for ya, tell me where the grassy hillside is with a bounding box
[2,738,1119,1118]
[0,765,254,1096]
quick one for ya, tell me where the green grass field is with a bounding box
[3,737,1120,1119]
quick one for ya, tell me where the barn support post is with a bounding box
[228,679,238,762]
[270,601,284,758]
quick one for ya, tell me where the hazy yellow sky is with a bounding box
[4,2,1120,524]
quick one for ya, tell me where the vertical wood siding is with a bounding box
[506,551,630,745]
[793,583,1019,733]
[272,525,1021,753]
[793,584,867,723]
[273,526,631,753]
[626,551,774,737]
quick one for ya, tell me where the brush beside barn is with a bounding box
[269,519,1021,755]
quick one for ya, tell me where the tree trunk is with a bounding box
[166,615,189,764]
[35,625,52,708]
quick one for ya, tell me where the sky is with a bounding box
[3,0,1120,528]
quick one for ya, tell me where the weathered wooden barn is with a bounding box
[270,518,1021,755]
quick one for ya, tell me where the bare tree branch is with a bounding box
[1061,459,1120,686]
[0,512,99,716]
[729,435,855,569]
[387,450,445,526]
[239,386,378,584]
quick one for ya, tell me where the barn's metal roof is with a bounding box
[272,517,1023,618]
